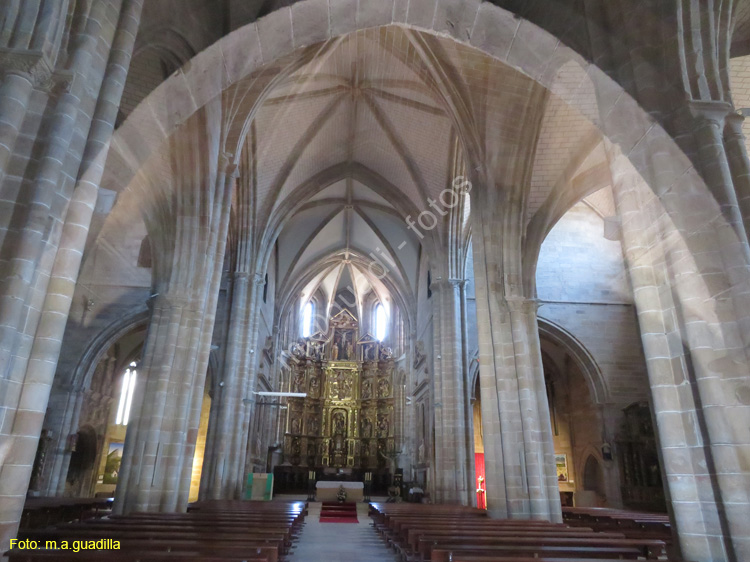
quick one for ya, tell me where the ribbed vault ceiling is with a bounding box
[94,25,613,316]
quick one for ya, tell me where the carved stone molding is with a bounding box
[0,48,55,90]
[151,291,192,310]
[431,277,466,290]
[725,111,746,139]
[504,296,539,314]
[687,100,734,129]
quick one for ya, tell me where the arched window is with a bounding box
[115,362,137,425]
[301,301,314,337]
[375,303,387,341]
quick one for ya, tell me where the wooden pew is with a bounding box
[21,527,285,547]
[392,521,583,557]
[441,551,648,562]
[20,498,113,530]
[6,500,305,562]
[562,506,673,552]
[9,536,281,562]
[430,545,643,561]
[369,502,673,562]
[418,535,666,561]
[405,527,627,555]
[78,519,294,548]
[6,551,267,562]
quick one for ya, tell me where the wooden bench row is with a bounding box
[370,502,675,562]
[20,497,113,530]
[4,500,306,562]
[563,507,672,541]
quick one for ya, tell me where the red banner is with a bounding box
[475,452,486,509]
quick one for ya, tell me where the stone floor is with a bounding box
[288,502,397,561]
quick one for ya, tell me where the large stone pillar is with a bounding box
[724,112,750,241]
[201,271,265,499]
[202,272,250,499]
[237,276,267,485]
[609,146,750,562]
[431,278,472,504]
[0,0,69,179]
[114,118,236,513]
[459,278,477,507]
[470,214,561,521]
[0,3,109,382]
[0,1,141,549]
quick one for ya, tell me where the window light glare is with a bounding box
[123,369,136,425]
[302,301,313,337]
[115,370,129,425]
[115,364,137,426]
[375,303,387,341]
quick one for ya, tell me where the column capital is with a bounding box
[504,296,539,313]
[253,272,265,285]
[151,290,191,310]
[232,271,250,281]
[687,100,734,128]
[724,111,746,138]
[431,277,466,289]
[219,152,239,177]
[0,48,54,88]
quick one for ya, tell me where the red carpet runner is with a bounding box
[319,501,358,523]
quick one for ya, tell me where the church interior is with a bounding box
[1,1,750,561]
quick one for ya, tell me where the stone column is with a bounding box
[0,0,67,179]
[202,271,265,499]
[609,146,750,562]
[114,293,196,512]
[431,278,472,504]
[0,69,35,179]
[507,298,560,520]
[0,1,140,549]
[471,217,561,521]
[459,278,477,507]
[0,3,108,384]
[402,335,418,481]
[202,272,250,499]
[44,387,86,496]
[688,101,750,257]
[724,112,750,241]
[237,275,267,489]
[114,131,236,513]
[14,0,142,500]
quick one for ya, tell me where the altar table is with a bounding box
[315,481,364,502]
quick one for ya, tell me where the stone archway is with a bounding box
[538,318,607,405]
[86,3,750,559]
[582,454,605,502]
[39,311,149,497]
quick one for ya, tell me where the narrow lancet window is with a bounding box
[115,362,137,425]
[302,301,314,337]
[375,303,387,341]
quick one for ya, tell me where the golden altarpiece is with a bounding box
[283,310,395,470]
